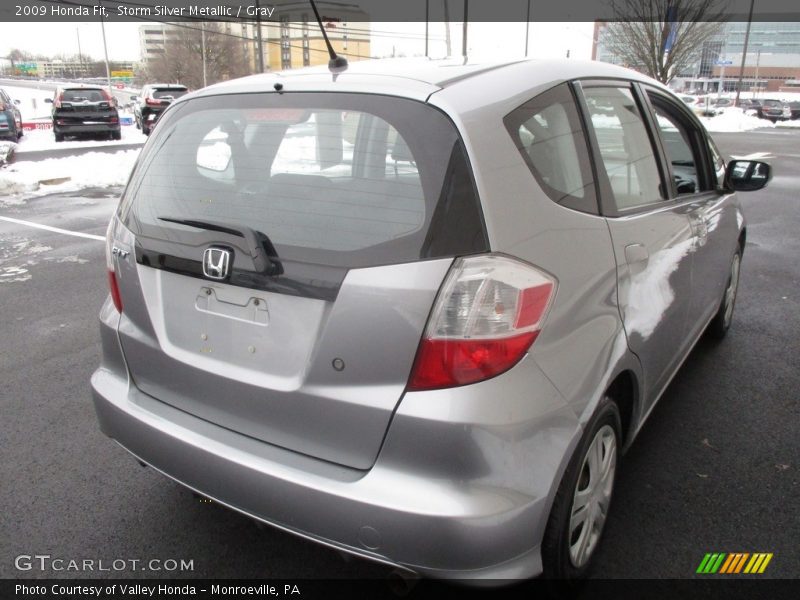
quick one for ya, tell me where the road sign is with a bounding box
[111,70,134,78]
[715,60,733,66]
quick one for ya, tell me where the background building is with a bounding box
[594,21,800,94]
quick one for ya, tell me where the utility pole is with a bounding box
[444,0,451,57]
[462,0,468,58]
[525,0,530,57]
[425,0,429,57]
[735,0,755,107]
[76,27,84,78]
[254,0,265,73]
[201,22,207,87]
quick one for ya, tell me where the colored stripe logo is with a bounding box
[697,553,773,574]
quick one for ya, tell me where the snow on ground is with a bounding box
[699,107,800,133]
[0,149,139,198]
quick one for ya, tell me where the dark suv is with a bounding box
[133,84,188,135]
[46,86,121,142]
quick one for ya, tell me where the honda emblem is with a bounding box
[203,247,232,280]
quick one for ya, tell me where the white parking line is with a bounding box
[0,215,105,242]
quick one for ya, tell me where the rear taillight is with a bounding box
[105,228,123,313]
[146,98,162,106]
[408,255,556,391]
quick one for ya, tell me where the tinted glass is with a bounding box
[152,88,188,99]
[504,83,597,214]
[122,93,488,269]
[583,86,663,210]
[648,94,707,195]
[62,89,105,102]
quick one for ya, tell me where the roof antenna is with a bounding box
[308,0,348,74]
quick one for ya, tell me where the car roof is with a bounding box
[190,57,669,106]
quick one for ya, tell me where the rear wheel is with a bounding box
[707,245,742,339]
[54,132,64,142]
[112,130,121,141]
[542,396,621,579]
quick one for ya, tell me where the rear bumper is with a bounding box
[54,123,120,134]
[91,303,580,580]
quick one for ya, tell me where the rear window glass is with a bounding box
[62,89,105,102]
[122,92,488,268]
[152,88,187,99]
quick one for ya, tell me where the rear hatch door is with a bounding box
[57,88,116,125]
[111,91,488,469]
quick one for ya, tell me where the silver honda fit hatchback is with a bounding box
[92,58,770,580]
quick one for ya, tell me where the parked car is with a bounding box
[92,58,771,582]
[45,85,121,142]
[132,83,188,135]
[0,87,23,141]
[688,95,718,116]
[737,98,762,115]
[759,99,792,122]
[788,100,800,120]
[711,97,733,110]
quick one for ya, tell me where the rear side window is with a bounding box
[582,86,664,211]
[504,83,597,214]
[122,93,488,268]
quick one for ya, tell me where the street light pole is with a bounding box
[98,2,112,96]
[76,27,84,78]
[734,0,755,107]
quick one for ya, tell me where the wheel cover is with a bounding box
[568,424,617,568]
[723,253,741,328]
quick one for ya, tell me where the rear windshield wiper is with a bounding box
[158,217,283,276]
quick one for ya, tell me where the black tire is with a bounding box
[142,123,150,136]
[134,116,140,130]
[54,132,64,142]
[541,396,621,580]
[112,130,121,141]
[707,244,743,340]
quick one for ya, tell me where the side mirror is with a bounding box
[725,160,771,192]
[131,95,139,102]
[14,99,21,105]
[44,98,53,103]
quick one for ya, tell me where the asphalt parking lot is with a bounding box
[0,129,798,589]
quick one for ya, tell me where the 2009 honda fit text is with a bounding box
[91,58,771,580]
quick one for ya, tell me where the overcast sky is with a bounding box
[0,21,594,63]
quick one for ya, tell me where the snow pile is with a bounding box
[16,123,146,152]
[0,149,140,196]
[699,108,777,132]
[0,141,16,166]
[699,108,800,132]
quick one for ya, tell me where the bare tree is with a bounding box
[601,0,727,83]
[146,23,250,89]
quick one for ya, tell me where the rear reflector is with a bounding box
[108,270,123,313]
[408,254,556,391]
